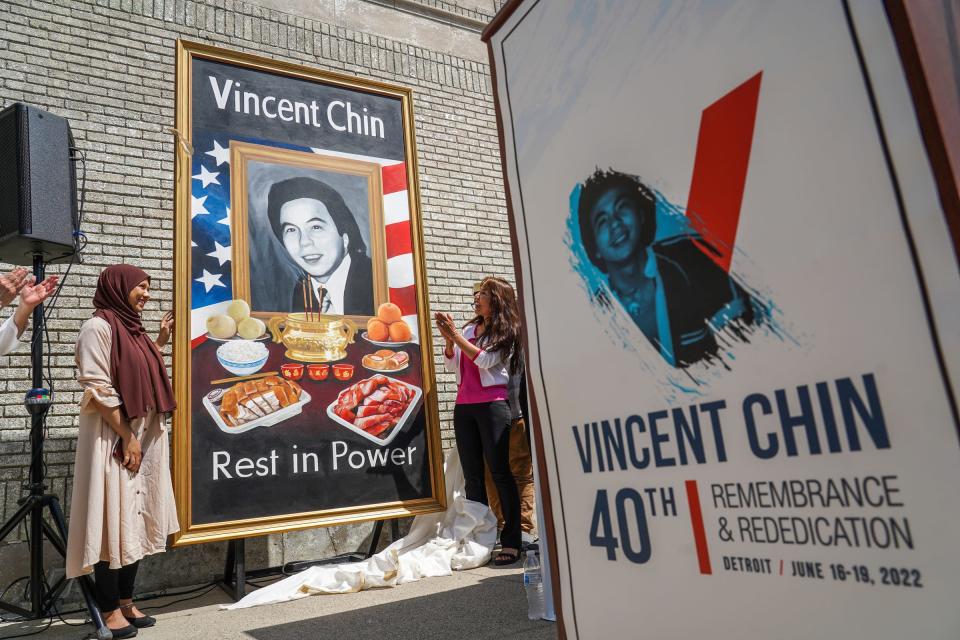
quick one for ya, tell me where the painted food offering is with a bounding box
[328,374,421,444]
[364,302,414,345]
[217,376,305,427]
[361,349,410,372]
[206,299,267,340]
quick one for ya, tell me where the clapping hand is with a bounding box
[434,311,457,340]
[18,276,59,312]
[156,310,174,348]
[0,268,31,308]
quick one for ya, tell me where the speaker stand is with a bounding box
[0,253,110,639]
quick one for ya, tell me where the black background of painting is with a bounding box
[193,59,405,160]
[190,338,431,524]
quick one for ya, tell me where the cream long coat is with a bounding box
[65,317,179,578]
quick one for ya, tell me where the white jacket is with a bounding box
[0,314,22,357]
[443,323,510,388]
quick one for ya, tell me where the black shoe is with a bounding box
[121,604,156,628]
[124,614,156,628]
[108,623,138,638]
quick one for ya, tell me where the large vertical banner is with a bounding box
[487,2,960,638]
[172,42,444,543]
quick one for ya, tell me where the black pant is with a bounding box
[93,560,139,613]
[454,401,521,550]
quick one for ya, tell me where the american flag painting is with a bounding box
[189,130,419,347]
[175,44,443,544]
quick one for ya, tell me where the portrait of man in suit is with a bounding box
[267,176,374,317]
[229,142,387,320]
[576,168,759,367]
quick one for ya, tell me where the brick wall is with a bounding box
[0,0,511,585]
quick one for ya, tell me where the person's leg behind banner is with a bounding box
[484,416,536,540]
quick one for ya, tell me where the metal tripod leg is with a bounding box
[46,496,110,640]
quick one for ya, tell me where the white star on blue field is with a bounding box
[189,130,317,308]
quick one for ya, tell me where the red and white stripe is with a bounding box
[190,151,420,348]
[312,150,419,340]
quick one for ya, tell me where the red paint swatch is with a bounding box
[388,284,418,317]
[385,220,413,258]
[686,72,762,272]
[381,162,408,195]
[685,480,713,575]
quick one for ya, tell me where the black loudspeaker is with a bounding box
[0,103,78,264]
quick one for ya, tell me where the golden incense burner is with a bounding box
[267,313,357,363]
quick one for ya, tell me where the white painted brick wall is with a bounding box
[0,0,512,586]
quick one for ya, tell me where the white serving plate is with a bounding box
[205,332,271,343]
[203,389,312,435]
[361,362,409,374]
[326,376,423,446]
[360,331,417,347]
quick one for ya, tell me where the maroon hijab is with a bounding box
[92,264,176,420]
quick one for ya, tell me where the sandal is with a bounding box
[493,549,520,566]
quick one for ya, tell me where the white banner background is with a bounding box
[489,1,960,638]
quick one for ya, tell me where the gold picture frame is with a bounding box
[172,40,445,546]
[228,141,388,324]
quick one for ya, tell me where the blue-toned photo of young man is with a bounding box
[576,169,758,367]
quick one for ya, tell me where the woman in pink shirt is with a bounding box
[436,277,523,565]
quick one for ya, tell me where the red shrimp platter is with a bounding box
[326,374,423,445]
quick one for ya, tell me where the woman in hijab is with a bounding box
[66,265,179,638]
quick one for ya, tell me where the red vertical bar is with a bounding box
[685,480,712,575]
[381,162,408,195]
[686,72,762,272]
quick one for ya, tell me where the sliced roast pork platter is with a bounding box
[327,374,423,445]
[203,376,312,435]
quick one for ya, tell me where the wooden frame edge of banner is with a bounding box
[882,0,960,270]
[481,0,527,43]
[398,87,448,513]
[484,25,568,640]
[170,39,445,547]
[172,38,195,547]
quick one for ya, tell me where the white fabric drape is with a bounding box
[223,444,497,609]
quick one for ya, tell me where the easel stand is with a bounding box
[0,254,109,639]
[221,518,401,601]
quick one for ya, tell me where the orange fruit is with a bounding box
[377,302,403,324]
[367,319,390,342]
[388,320,412,342]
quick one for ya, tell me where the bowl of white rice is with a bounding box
[216,340,269,376]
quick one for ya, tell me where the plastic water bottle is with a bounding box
[523,548,545,620]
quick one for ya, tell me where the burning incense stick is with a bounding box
[301,276,308,319]
[318,283,326,316]
[307,276,315,321]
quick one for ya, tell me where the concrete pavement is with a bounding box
[0,563,557,640]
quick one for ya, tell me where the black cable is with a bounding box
[0,577,30,624]
[243,576,278,590]
[51,579,222,619]
[42,146,87,330]
[0,570,52,637]
[48,603,88,628]
[138,583,220,612]
[18,144,91,492]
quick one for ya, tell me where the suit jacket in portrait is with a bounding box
[599,234,757,368]
[291,253,375,316]
[651,234,756,366]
